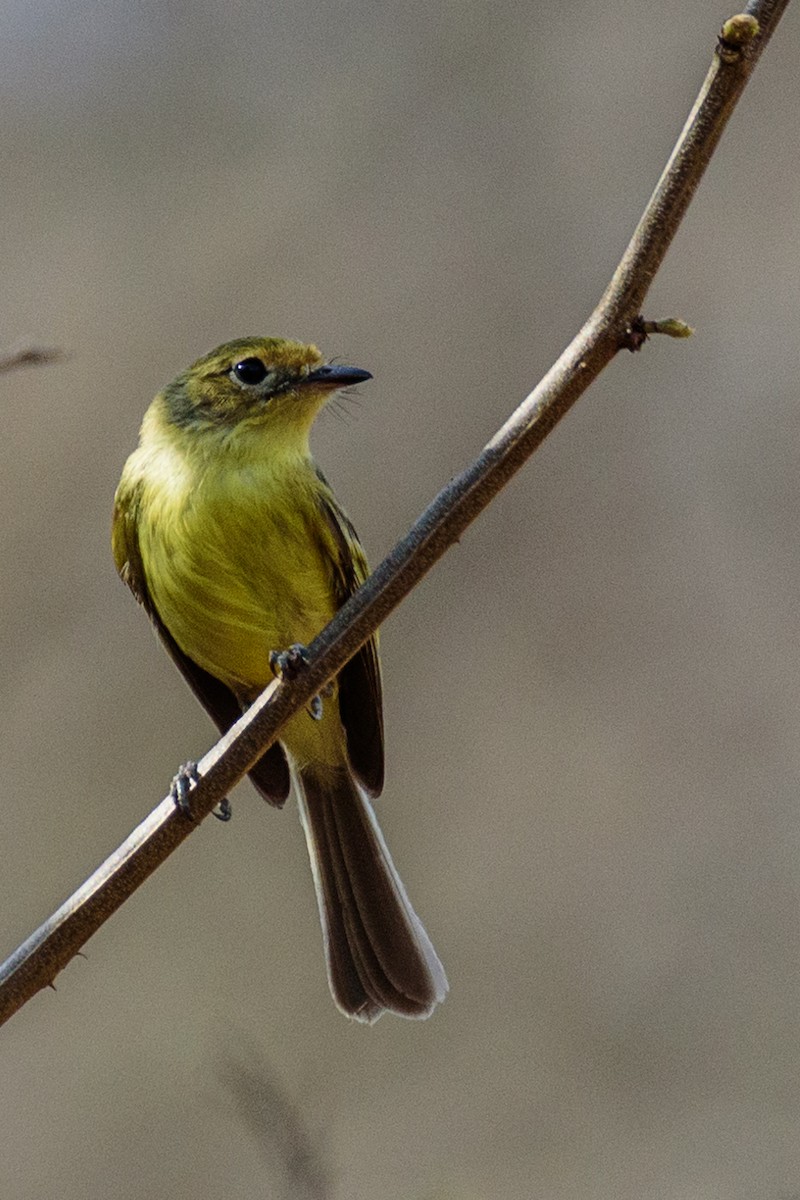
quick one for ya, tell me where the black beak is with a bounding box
[304,364,372,389]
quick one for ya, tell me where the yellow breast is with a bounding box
[133,434,338,696]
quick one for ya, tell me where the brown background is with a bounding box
[2,2,799,1197]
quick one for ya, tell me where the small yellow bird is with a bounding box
[113,337,447,1021]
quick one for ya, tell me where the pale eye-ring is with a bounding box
[231,357,268,386]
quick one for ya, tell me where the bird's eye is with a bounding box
[232,357,268,386]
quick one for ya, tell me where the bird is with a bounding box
[112,336,447,1022]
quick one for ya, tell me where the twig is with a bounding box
[0,345,65,374]
[0,4,788,1026]
[218,1049,332,1199]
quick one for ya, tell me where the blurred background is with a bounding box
[1,1,798,1197]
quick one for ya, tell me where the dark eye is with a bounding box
[232,357,268,386]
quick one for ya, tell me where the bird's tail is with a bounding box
[296,764,448,1022]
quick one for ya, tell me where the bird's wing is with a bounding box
[112,487,291,807]
[313,478,385,797]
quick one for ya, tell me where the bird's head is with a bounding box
[151,337,371,451]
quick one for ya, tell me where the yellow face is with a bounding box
[158,336,370,435]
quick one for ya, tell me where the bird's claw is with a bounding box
[171,761,201,819]
[213,797,233,822]
[269,643,310,681]
[269,642,326,721]
[170,761,232,822]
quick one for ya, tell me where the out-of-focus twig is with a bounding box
[0,345,65,373]
[0,4,789,1025]
[218,1049,332,1200]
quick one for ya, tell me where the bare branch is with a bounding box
[0,3,789,1025]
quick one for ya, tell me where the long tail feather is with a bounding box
[297,765,447,1022]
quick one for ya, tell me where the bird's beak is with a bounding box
[303,364,373,389]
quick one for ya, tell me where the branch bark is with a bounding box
[0,3,789,1025]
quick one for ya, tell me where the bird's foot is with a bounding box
[171,761,200,818]
[269,642,326,721]
[170,761,232,822]
[269,643,310,680]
